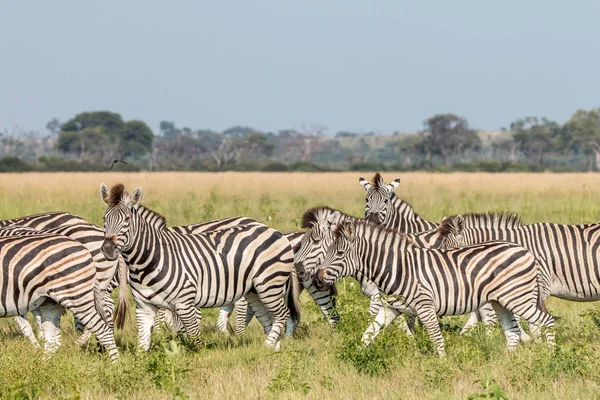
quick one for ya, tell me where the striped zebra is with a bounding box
[100,183,301,351]
[0,232,118,360]
[359,174,534,338]
[359,173,438,232]
[432,211,600,329]
[312,221,555,356]
[0,217,128,349]
[294,207,384,317]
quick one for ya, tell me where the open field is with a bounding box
[2,172,600,399]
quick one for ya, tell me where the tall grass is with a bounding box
[1,172,600,399]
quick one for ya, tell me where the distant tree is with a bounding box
[335,131,358,138]
[159,121,181,138]
[510,117,559,166]
[565,108,600,170]
[420,114,480,165]
[62,111,124,132]
[223,126,256,137]
[121,120,154,157]
[45,118,61,136]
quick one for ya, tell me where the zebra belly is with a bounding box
[550,280,600,301]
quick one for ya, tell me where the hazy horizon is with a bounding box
[2,1,599,136]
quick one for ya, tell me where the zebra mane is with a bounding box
[447,212,523,229]
[437,217,461,236]
[301,206,338,228]
[371,172,385,188]
[107,183,127,206]
[136,205,167,230]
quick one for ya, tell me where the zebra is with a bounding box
[312,220,555,357]
[0,218,128,349]
[359,173,534,338]
[294,207,384,317]
[0,232,118,360]
[432,211,600,330]
[359,173,438,232]
[99,183,301,351]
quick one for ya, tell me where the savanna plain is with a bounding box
[2,172,600,400]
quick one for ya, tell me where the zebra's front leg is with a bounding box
[302,280,339,326]
[489,301,521,352]
[136,303,158,352]
[174,302,201,342]
[361,305,402,345]
[459,311,482,335]
[14,316,41,349]
[415,303,446,357]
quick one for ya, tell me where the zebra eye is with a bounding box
[336,250,344,255]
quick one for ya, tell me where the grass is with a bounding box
[1,172,600,399]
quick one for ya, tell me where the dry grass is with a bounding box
[1,172,600,399]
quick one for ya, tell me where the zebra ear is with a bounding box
[130,186,143,207]
[341,221,356,241]
[326,211,341,228]
[359,176,372,191]
[100,183,111,205]
[455,215,465,235]
[386,178,400,194]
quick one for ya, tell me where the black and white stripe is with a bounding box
[313,221,555,356]
[100,183,300,351]
[359,173,438,233]
[0,232,118,360]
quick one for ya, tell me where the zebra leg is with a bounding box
[510,303,555,348]
[33,309,44,341]
[73,317,95,348]
[14,315,41,349]
[136,303,158,351]
[302,280,340,326]
[459,311,483,335]
[244,293,273,335]
[234,298,252,335]
[489,301,521,351]
[361,305,402,345]
[38,302,65,355]
[514,315,532,343]
[359,278,383,316]
[216,304,234,334]
[414,303,446,357]
[174,302,201,340]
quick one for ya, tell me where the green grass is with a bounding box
[1,172,600,399]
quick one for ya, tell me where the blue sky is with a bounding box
[1,1,599,135]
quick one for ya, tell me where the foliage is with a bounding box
[0,157,33,172]
[467,378,508,400]
[420,114,480,166]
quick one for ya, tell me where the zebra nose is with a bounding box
[101,237,118,261]
[312,269,329,291]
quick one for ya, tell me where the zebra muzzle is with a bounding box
[101,237,119,261]
[312,269,330,291]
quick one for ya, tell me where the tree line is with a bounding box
[1,108,600,172]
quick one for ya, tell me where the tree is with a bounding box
[159,121,181,138]
[45,118,61,136]
[420,114,480,165]
[121,120,154,157]
[510,117,559,166]
[565,108,600,171]
[62,111,124,132]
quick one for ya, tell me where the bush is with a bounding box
[0,157,33,172]
[262,162,288,172]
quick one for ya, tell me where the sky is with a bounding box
[1,1,599,136]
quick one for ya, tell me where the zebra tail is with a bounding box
[94,283,110,325]
[287,267,302,328]
[114,257,130,329]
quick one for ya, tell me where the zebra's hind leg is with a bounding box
[14,315,41,349]
[38,302,65,356]
[489,301,521,351]
[361,305,402,345]
[174,302,202,346]
[511,303,555,348]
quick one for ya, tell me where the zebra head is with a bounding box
[359,173,400,225]
[313,221,358,291]
[100,183,142,261]
[295,207,343,281]
[438,215,466,250]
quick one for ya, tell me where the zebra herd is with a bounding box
[2,173,600,361]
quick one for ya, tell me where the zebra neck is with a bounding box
[385,195,437,233]
[120,217,162,267]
